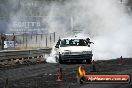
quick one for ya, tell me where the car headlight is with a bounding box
[82,51,92,54]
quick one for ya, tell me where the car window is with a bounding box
[60,39,87,47]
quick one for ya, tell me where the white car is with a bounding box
[55,37,93,64]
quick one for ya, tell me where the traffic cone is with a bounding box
[56,68,62,81]
[4,78,9,88]
[91,60,96,72]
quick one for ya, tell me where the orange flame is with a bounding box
[78,65,86,76]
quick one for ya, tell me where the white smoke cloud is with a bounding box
[6,0,132,60]
[46,47,57,63]
[62,0,132,60]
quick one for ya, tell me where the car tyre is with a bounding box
[86,59,92,64]
[59,53,63,64]
[59,59,63,64]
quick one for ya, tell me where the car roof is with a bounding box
[61,37,86,40]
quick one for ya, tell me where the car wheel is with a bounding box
[59,59,63,64]
[59,53,63,64]
[86,59,92,64]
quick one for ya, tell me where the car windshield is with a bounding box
[60,39,87,47]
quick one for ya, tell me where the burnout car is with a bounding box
[54,37,94,64]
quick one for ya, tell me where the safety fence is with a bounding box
[0,32,56,50]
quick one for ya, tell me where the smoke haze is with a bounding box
[1,0,132,60]
[44,0,132,60]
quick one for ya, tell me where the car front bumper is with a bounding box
[60,54,93,61]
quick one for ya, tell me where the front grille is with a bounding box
[64,52,82,55]
[62,54,92,59]
[64,55,82,58]
[71,52,82,55]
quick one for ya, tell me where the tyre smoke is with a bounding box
[46,0,132,60]
[2,0,132,60]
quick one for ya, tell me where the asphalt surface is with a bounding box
[0,58,132,88]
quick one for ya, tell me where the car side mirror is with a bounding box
[55,44,59,48]
[91,42,94,44]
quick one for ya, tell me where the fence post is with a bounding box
[23,33,24,47]
[46,35,47,47]
[31,34,32,40]
[36,33,37,43]
[41,34,43,40]
[26,34,27,49]
[54,32,55,43]
[50,34,51,43]
[12,33,15,49]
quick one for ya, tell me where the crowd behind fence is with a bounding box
[0,32,56,50]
